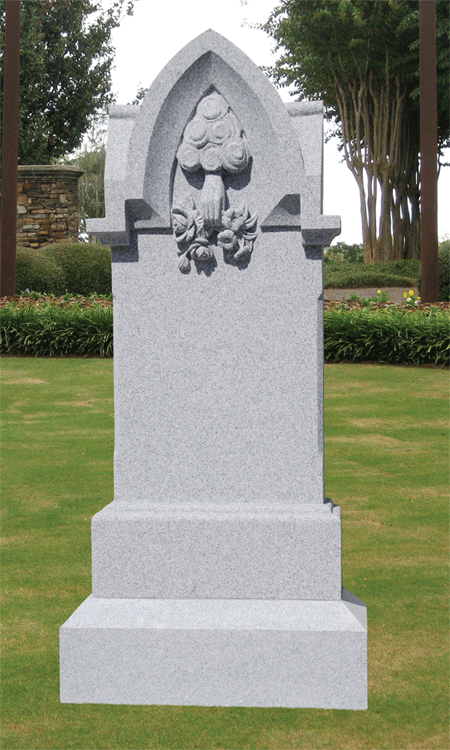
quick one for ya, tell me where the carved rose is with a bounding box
[209,118,235,145]
[184,119,209,148]
[222,137,250,174]
[222,207,247,234]
[190,239,214,262]
[217,229,239,253]
[199,144,223,173]
[176,142,201,172]
[197,92,228,121]
[172,205,197,246]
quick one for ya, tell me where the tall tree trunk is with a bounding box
[332,54,423,264]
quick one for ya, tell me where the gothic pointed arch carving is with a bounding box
[125,31,305,240]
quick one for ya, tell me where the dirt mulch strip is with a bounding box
[1,291,448,312]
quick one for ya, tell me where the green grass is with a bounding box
[1,359,448,749]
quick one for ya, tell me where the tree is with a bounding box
[261,0,449,263]
[0,0,135,165]
[62,115,107,239]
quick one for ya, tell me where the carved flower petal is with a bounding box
[177,142,201,172]
[234,243,252,260]
[208,118,234,145]
[244,213,257,230]
[199,144,223,172]
[184,117,209,148]
[172,211,188,232]
[222,137,249,174]
[178,253,191,273]
[191,243,214,262]
[197,91,228,121]
[218,229,238,252]
[231,216,246,233]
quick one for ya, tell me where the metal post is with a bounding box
[0,0,21,298]
[419,0,439,303]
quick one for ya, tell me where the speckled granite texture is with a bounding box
[91,501,342,600]
[61,29,367,709]
[60,589,367,709]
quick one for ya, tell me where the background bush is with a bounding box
[417,238,450,302]
[15,243,112,296]
[324,258,420,289]
[324,242,364,264]
[16,247,67,296]
[44,243,111,296]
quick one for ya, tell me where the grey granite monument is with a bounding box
[60,30,367,709]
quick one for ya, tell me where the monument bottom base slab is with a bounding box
[60,589,367,710]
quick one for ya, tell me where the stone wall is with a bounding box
[17,165,84,247]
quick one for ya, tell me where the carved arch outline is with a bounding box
[124,31,305,228]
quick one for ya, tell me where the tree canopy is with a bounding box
[0,0,135,165]
[261,0,449,262]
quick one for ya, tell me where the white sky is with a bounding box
[110,0,449,244]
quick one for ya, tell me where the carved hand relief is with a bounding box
[172,91,257,273]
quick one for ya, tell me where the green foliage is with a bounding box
[77,144,106,235]
[15,246,66,296]
[324,259,420,288]
[0,302,113,356]
[0,0,135,165]
[418,238,450,302]
[61,117,107,236]
[2,301,448,366]
[262,0,449,156]
[323,307,449,365]
[16,243,112,296]
[261,0,450,262]
[324,242,364,264]
[44,242,111,296]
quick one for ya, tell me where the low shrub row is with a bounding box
[16,243,112,296]
[1,302,448,365]
[0,303,113,357]
[324,307,449,366]
[324,259,421,290]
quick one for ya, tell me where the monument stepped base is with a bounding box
[60,589,367,709]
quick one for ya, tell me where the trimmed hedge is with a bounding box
[16,243,112,296]
[324,307,449,366]
[1,303,448,365]
[16,247,67,296]
[324,259,420,289]
[0,303,113,357]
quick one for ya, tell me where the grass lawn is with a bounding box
[1,358,448,750]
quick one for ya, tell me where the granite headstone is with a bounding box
[60,30,367,709]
